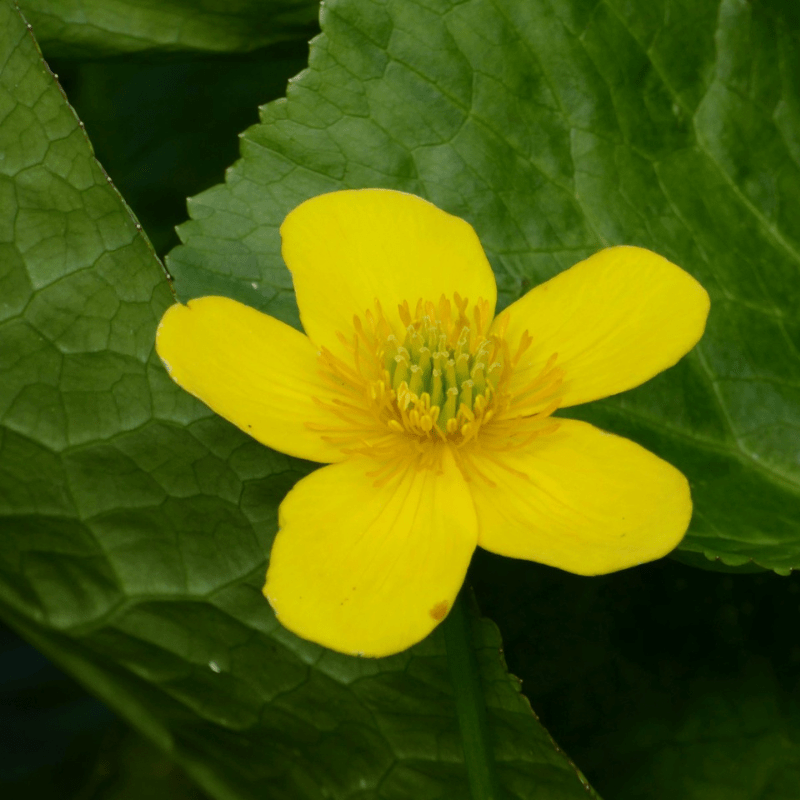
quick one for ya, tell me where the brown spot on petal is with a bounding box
[429,601,448,621]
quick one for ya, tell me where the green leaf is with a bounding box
[50,46,311,255]
[169,0,800,574]
[0,3,600,798]
[472,554,800,800]
[80,726,212,800]
[599,658,800,799]
[18,0,320,57]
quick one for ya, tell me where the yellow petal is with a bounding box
[281,189,497,355]
[264,449,478,657]
[156,296,356,463]
[468,419,691,575]
[495,246,710,408]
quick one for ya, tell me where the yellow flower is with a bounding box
[156,189,710,657]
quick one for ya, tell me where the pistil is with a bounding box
[314,294,563,453]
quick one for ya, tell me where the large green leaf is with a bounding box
[18,0,320,57]
[169,0,800,573]
[599,655,800,799]
[472,553,800,799]
[0,2,600,798]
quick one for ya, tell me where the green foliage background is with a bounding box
[1,0,799,797]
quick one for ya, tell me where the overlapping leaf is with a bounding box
[18,0,320,57]
[472,553,800,800]
[48,50,311,254]
[169,0,800,572]
[0,2,600,798]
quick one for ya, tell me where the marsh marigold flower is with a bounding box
[156,189,710,657]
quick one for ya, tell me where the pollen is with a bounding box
[310,293,565,466]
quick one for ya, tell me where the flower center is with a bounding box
[312,294,564,468]
[315,294,509,447]
[383,295,499,440]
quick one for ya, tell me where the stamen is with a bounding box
[310,295,562,458]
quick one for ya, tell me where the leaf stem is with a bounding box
[443,589,505,800]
